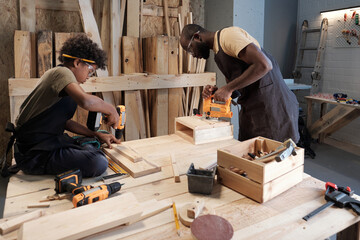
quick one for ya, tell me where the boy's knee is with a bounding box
[82,154,108,177]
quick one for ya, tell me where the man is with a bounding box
[8,34,120,177]
[180,24,299,143]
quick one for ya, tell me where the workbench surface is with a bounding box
[2,134,359,240]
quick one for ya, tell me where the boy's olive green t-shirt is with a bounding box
[16,66,77,128]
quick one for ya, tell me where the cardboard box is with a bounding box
[217,137,304,203]
[175,116,233,145]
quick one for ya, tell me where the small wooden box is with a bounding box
[175,116,233,145]
[217,137,304,203]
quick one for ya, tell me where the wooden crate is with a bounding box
[175,116,233,145]
[217,137,304,203]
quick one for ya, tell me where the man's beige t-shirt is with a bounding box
[16,66,77,128]
[213,26,261,59]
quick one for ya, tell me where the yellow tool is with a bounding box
[87,105,126,139]
[203,95,233,119]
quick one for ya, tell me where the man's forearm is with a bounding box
[226,63,269,92]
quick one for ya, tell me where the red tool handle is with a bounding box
[344,13,347,22]
[325,182,337,190]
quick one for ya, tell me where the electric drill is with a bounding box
[72,182,123,208]
[87,105,126,139]
[54,169,93,195]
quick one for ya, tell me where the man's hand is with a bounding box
[95,132,121,149]
[214,86,232,102]
[202,85,218,99]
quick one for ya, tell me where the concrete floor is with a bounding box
[0,142,359,239]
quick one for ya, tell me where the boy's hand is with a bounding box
[95,132,121,148]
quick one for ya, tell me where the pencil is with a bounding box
[172,202,181,236]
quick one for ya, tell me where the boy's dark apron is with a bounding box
[214,30,299,142]
[14,96,81,174]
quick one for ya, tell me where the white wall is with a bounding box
[297,0,360,145]
[233,0,265,46]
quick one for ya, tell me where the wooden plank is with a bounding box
[122,37,145,140]
[323,109,360,136]
[20,0,35,32]
[100,0,111,73]
[122,37,140,73]
[8,73,216,96]
[0,210,44,235]
[37,31,53,77]
[35,0,79,11]
[17,193,143,240]
[103,147,161,178]
[78,0,115,106]
[318,102,328,143]
[163,0,171,36]
[110,0,121,76]
[54,32,72,66]
[309,105,358,138]
[112,145,143,163]
[170,153,180,182]
[14,31,31,79]
[127,0,140,37]
[168,36,180,134]
[92,0,103,32]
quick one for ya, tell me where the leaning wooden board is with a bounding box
[2,136,359,239]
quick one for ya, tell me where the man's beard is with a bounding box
[197,42,210,59]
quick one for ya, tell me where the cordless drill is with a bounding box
[87,105,126,139]
[54,169,93,195]
[72,182,123,208]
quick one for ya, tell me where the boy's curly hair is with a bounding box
[59,34,107,70]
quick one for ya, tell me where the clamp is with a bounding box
[303,182,360,221]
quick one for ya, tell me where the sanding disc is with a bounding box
[191,214,233,240]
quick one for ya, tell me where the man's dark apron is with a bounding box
[13,96,81,174]
[214,30,300,142]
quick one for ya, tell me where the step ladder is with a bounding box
[293,18,328,94]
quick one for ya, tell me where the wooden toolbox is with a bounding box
[175,116,233,145]
[217,137,304,203]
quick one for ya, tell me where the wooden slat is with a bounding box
[163,0,171,36]
[103,147,161,178]
[127,0,140,37]
[18,193,143,240]
[8,73,216,96]
[20,0,35,32]
[0,210,44,235]
[309,105,358,138]
[14,31,31,79]
[78,0,115,106]
[54,32,72,66]
[110,0,121,76]
[37,30,53,77]
[168,36,181,134]
[100,0,110,73]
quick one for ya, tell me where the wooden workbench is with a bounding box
[2,134,360,240]
[305,96,360,144]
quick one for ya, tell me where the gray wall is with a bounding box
[264,0,298,78]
